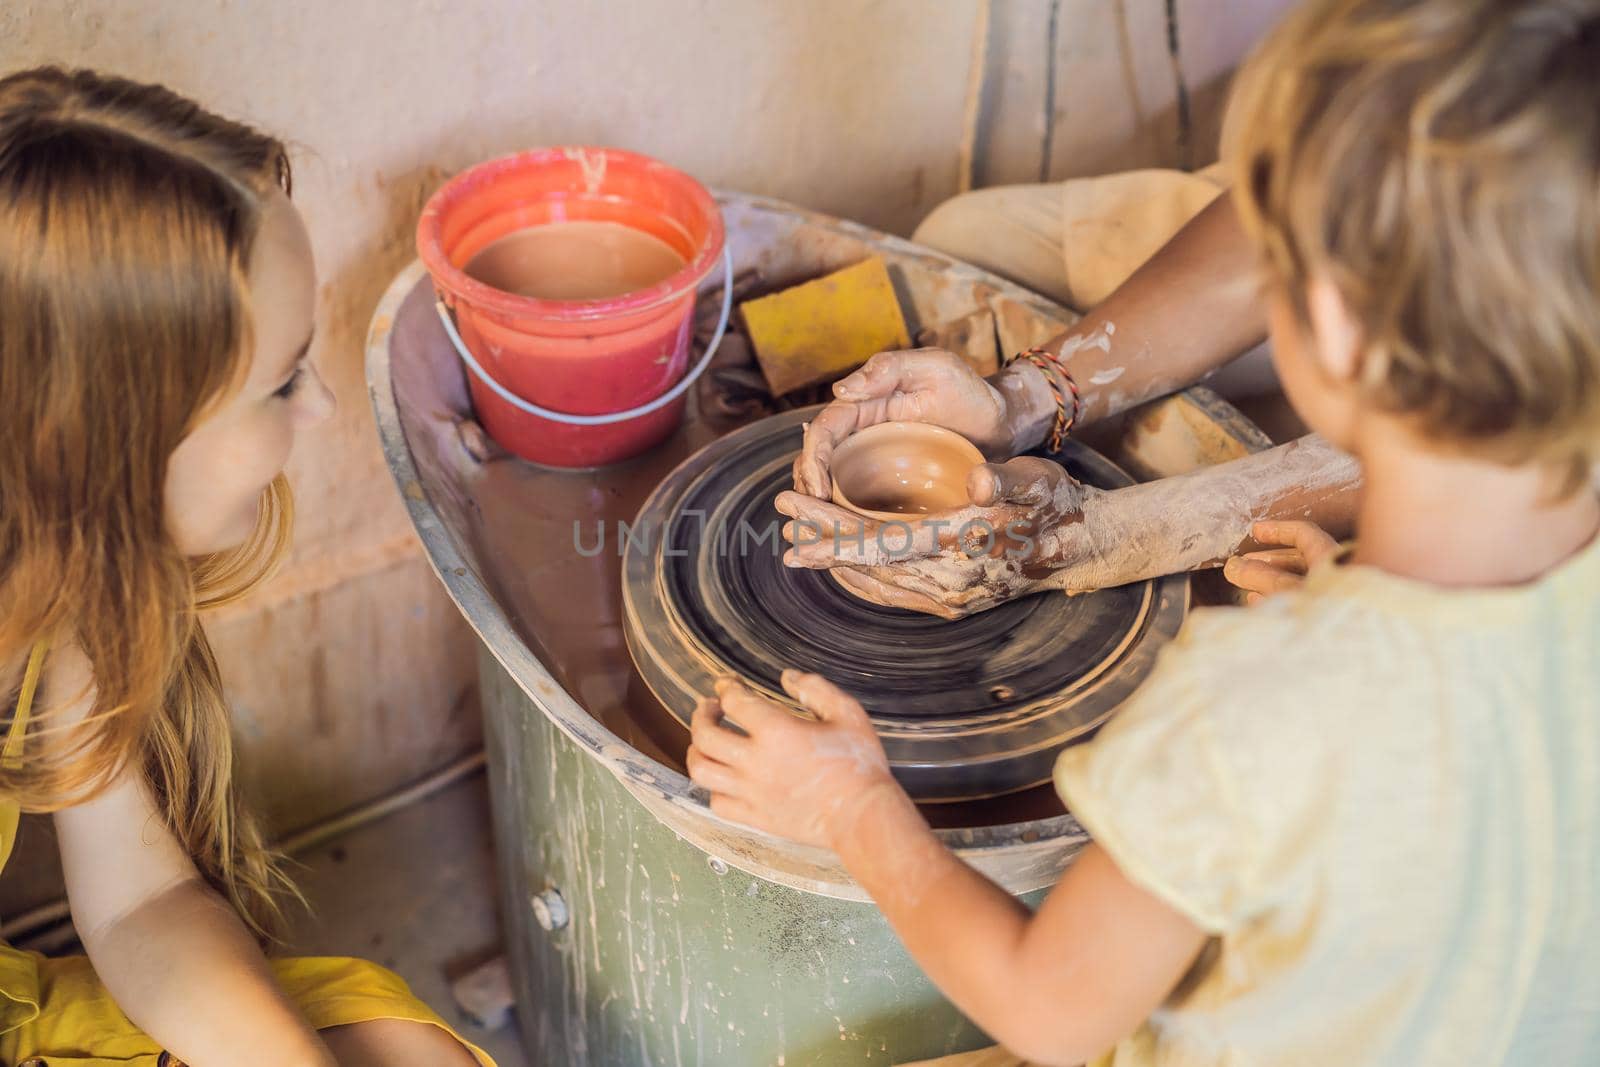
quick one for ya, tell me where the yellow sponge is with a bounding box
[741,257,911,397]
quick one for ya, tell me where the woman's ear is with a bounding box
[1307,277,1361,383]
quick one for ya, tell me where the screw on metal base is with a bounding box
[531,887,569,931]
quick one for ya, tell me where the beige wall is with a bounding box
[979,0,1291,185]
[0,0,1290,909]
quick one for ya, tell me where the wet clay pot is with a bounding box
[830,421,985,521]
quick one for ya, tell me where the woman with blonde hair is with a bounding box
[0,66,491,1066]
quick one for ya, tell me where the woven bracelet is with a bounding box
[1007,346,1082,452]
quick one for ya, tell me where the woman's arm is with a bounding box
[1045,434,1360,591]
[47,645,336,1067]
[777,196,1362,616]
[1005,193,1270,450]
[776,435,1361,618]
[795,194,1270,497]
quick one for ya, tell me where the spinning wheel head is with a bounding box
[623,409,1188,802]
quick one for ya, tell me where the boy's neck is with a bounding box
[1353,421,1599,588]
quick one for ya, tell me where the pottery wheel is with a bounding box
[623,408,1188,802]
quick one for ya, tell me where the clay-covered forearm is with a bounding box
[82,877,335,1067]
[1000,195,1269,455]
[1043,435,1362,591]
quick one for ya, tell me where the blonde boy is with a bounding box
[687,1,1600,1064]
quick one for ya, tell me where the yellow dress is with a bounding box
[0,643,496,1066]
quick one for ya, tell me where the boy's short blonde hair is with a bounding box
[1226,0,1599,486]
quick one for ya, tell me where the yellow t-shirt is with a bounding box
[1055,534,1600,1067]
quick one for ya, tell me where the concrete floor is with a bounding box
[283,770,530,1067]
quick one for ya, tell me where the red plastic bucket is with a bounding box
[417,147,728,468]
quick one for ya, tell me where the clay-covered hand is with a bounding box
[775,455,1094,620]
[1222,520,1341,604]
[686,671,904,850]
[793,349,1028,498]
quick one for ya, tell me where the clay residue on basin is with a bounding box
[463,406,724,770]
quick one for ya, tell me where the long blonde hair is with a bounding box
[0,66,301,938]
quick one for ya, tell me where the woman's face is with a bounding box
[164,191,334,556]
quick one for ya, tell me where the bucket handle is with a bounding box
[433,246,734,427]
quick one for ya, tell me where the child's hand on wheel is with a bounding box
[1223,520,1341,604]
[686,671,905,851]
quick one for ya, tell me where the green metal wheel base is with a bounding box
[481,650,1041,1064]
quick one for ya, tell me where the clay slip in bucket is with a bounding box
[418,146,732,469]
